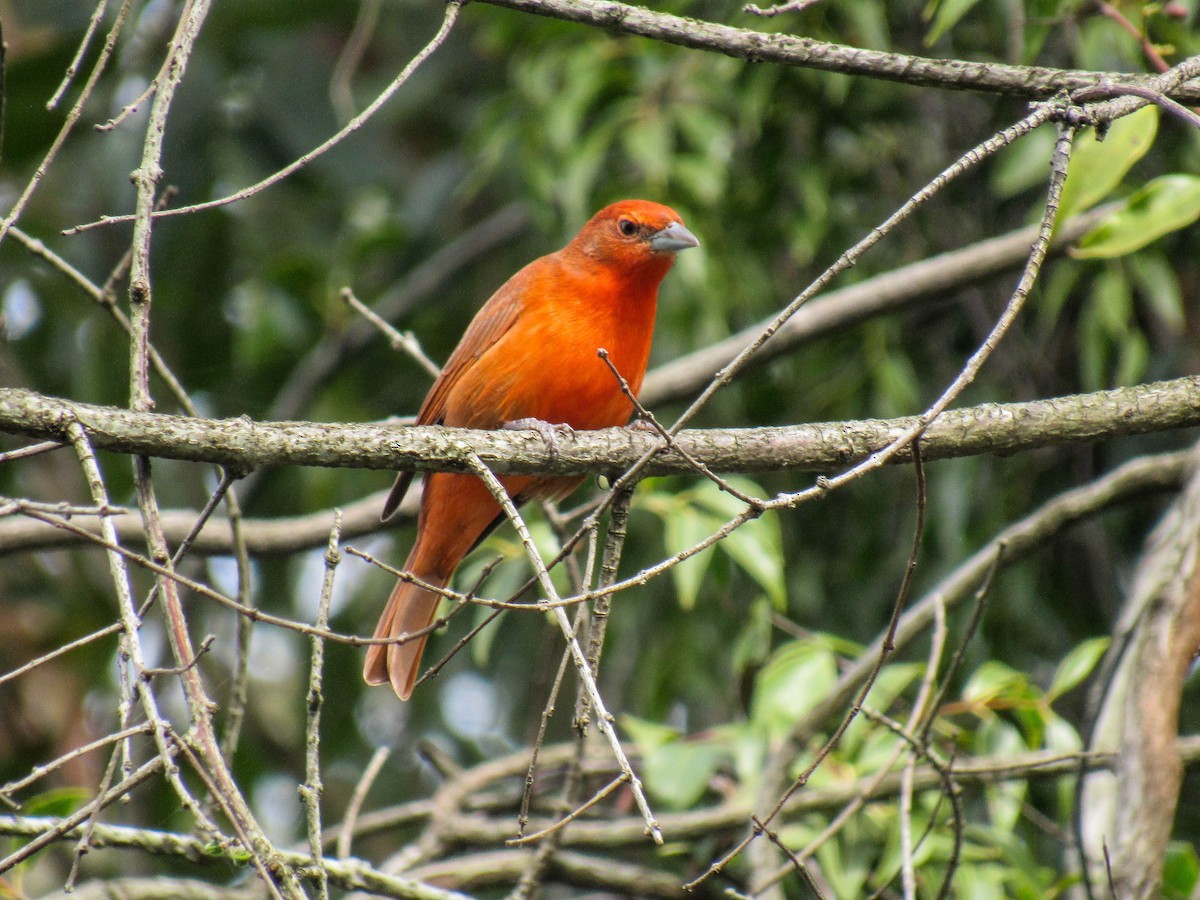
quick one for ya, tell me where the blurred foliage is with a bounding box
[2,0,1200,895]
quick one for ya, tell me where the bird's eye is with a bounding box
[617,218,638,237]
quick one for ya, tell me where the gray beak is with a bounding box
[649,221,700,253]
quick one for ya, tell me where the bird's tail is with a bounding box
[363,571,447,700]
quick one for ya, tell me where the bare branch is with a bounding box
[3,377,1197,479]
[470,0,1200,101]
[0,490,408,556]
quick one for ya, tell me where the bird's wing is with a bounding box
[380,274,529,521]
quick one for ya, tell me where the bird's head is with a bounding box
[569,200,699,275]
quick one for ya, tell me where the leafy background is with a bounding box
[1,0,1199,895]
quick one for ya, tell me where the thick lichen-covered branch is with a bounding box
[1,378,1198,479]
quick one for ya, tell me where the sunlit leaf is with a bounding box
[1163,841,1200,898]
[691,477,786,610]
[621,714,681,755]
[1047,636,1109,700]
[979,717,1027,833]
[1074,174,1200,258]
[690,475,768,518]
[719,519,786,611]
[962,660,1032,709]
[1043,711,1082,754]
[1058,105,1158,220]
[841,662,922,758]
[751,639,838,738]
[952,862,1008,900]
[643,740,727,809]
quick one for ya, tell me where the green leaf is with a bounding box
[690,478,786,610]
[1115,330,1149,387]
[1058,105,1158,220]
[621,714,681,755]
[1163,841,1200,899]
[952,863,1009,900]
[690,475,768,518]
[1042,710,1082,754]
[1092,267,1133,336]
[719,518,786,611]
[731,596,774,673]
[622,114,673,190]
[24,787,90,818]
[1047,636,1110,700]
[979,718,1028,833]
[962,660,1032,709]
[841,662,922,758]
[1036,258,1082,333]
[751,639,838,739]
[992,125,1057,199]
[1074,174,1200,259]
[663,502,719,610]
[1079,296,1110,391]
[643,740,727,809]
[925,0,984,45]
[1130,254,1186,333]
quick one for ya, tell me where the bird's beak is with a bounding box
[649,221,700,253]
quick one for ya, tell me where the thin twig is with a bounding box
[1071,79,1200,130]
[65,421,221,837]
[460,451,663,845]
[597,348,758,505]
[0,0,133,249]
[0,440,64,464]
[743,0,823,17]
[330,0,382,122]
[337,746,391,860]
[341,286,441,378]
[517,638,574,838]
[0,622,123,688]
[300,510,343,900]
[508,775,628,846]
[0,755,170,874]
[0,724,153,804]
[46,0,110,109]
[65,2,464,234]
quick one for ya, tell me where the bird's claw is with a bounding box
[502,417,574,460]
[626,417,659,434]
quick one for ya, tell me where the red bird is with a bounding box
[364,200,698,699]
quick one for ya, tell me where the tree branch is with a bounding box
[0,491,406,556]
[1,378,1198,481]
[639,206,1110,407]
[11,738,1199,875]
[469,0,1200,102]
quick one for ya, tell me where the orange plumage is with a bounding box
[364,200,698,699]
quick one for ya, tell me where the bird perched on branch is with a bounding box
[364,199,699,699]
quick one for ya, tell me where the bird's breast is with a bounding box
[444,282,658,432]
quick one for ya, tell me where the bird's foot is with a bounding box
[502,418,574,460]
[626,416,660,434]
